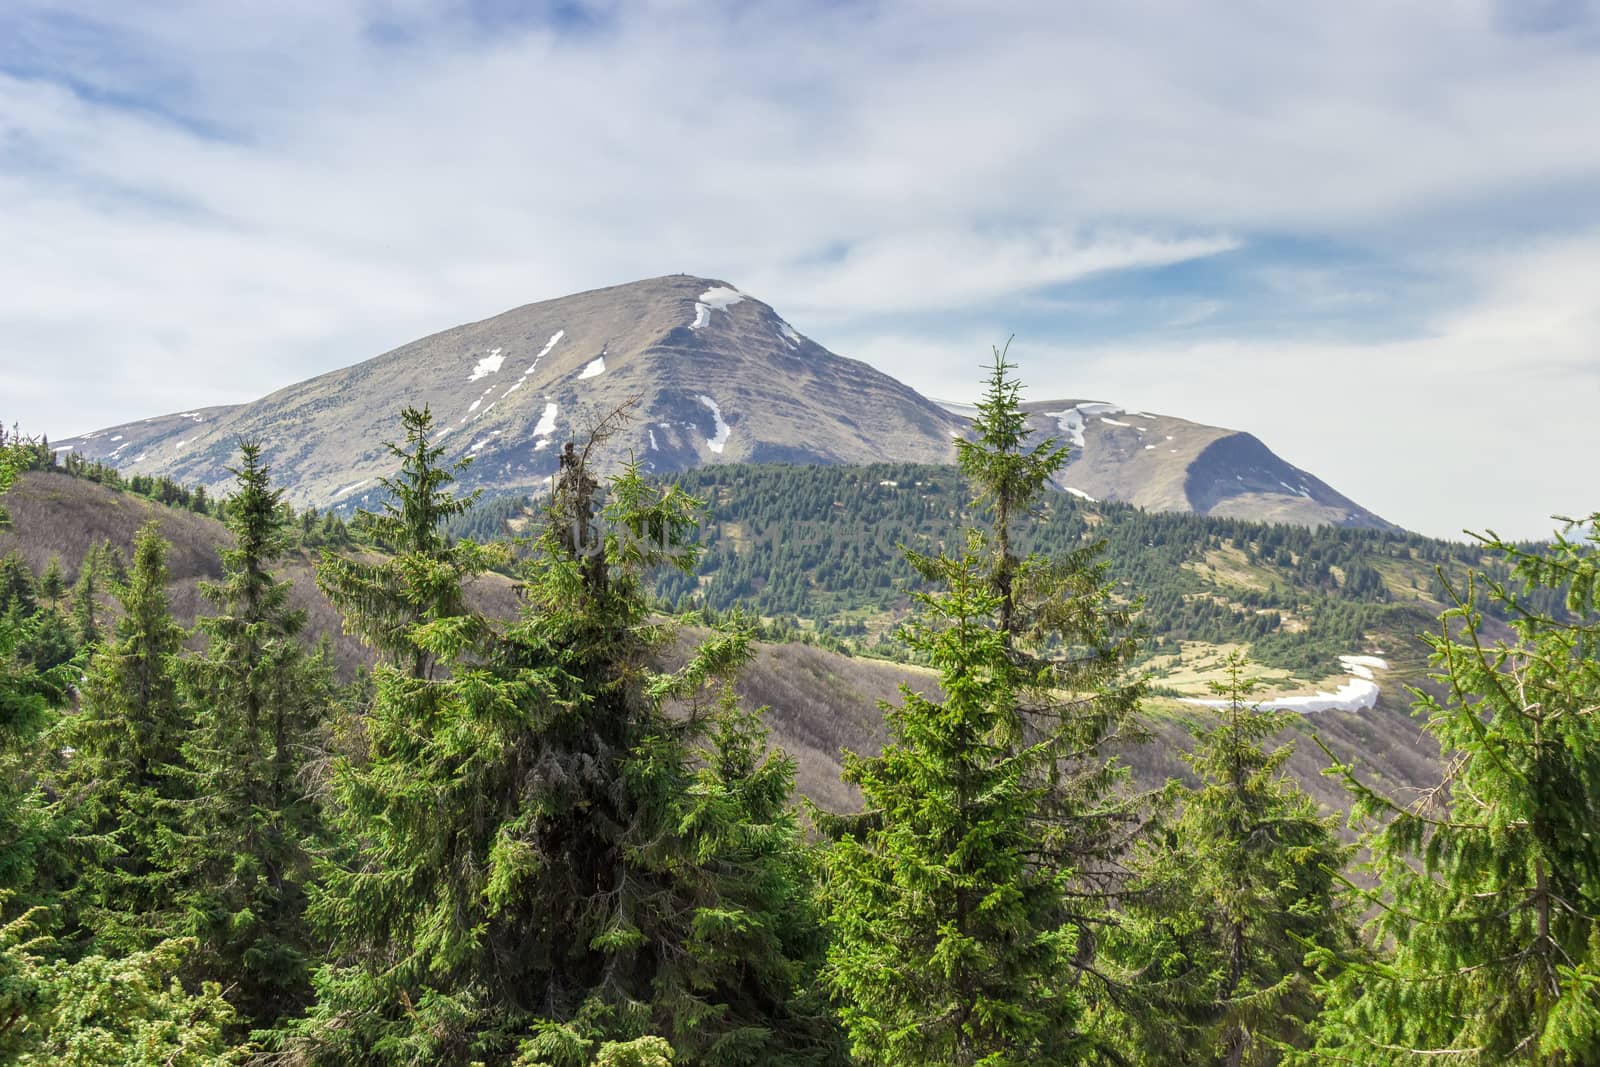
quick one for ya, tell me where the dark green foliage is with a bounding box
[69,563,101,648]
[0,552,36,617]
[36,559,63,605]
[821,350,1145,1065]
[174,441,334,1029]
[1108,654,1353,1065]
[1306,514,1600,1065]
[0,436,247,1064]
[315,406,482,678]
[55,521,192,955]
[0,445,65,905]
[290,415,834,1065]
[588,461,1482,673]
[821,533,1088,1066]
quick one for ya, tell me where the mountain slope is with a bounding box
[0,467,1438,814]
[1012,400,1391,529]
[56,273,1389,529]
[56,275,966,511]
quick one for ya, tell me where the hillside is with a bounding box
[453,462,1514,678]
[0,466,1442,813]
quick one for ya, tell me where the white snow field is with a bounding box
[578,355,606,380]
[528,331,564,372]
[1180,655,1390,714]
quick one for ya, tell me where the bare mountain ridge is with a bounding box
[939,398,1390,529]
[58,274,1389,528]
[57,275,966,511]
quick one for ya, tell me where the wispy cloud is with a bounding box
[2,1,1599,536]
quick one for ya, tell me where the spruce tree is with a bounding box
[37,559,63,607]
[0,446,60,902]
[56,520,191,955]
[820,532,1088,1065]
[956,347,1146,893]
[1107,654,1352,1065]
[288,414,834,1065]
[175,441,334,1029]
[315,405,480,679]
[820,349,1145,1064]
[69,564,100,649]
[0,553,36,617]
[1305,513,1600,1065]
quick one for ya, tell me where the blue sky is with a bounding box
[2,0,1598,538]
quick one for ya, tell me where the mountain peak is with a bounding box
[56,275,964,509]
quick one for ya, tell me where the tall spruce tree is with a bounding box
[176,441,334,1030]
[1304,513,1600,1065]
[287,413,835,1065]
[56,521,191,955]
[956,347,1146,893]
[821,349,1145,1065]
[820,531,1088,1065]
[0,445,60,903]
[69,563,100,649]
[315,405,480,680]
[1107,654,1352,1065]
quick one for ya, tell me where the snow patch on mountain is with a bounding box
[700,286,744,312]
[689,287,745,331]
[697,395,731,454]
[1180,654,1389,714]
[468,348,505,382]
[578,355,606,380]
[533,402,559,438]
[1044,409,1087,449]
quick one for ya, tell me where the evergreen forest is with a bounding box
[2,353,1599,1065]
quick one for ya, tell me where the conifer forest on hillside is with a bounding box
[3,355,1599,1065]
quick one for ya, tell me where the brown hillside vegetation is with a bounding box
[1,469,1439,815]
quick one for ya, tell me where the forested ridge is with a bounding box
[448,460,1558,677]
[3,347,1599,1066]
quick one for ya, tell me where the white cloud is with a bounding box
[1,1,1599,538]
[851,233,1600,541]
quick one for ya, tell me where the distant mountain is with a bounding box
[57,273,1388,528]
[55,276,965,512]
[934,398,1392,530]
